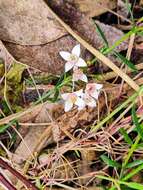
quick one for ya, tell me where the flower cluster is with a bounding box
[60,44,103,112]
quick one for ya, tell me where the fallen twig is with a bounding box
[0,172,17,190]
[0,158,38,190]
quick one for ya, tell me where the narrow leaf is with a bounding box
[124,182,143,190]
[101,155,121,168]
[119,128,133,145]
[132,105,143,140]
[95,22,109,47]
[126,159,143,169]
[114,51,137,72]
[0,120,16,133]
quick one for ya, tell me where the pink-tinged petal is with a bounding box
[75,97,85,110]
[61,93,69,100]
[65,100,73,112]
[73,66,78,71]
[72,68,80,81]
[59,51,71,61]
[92,90,100,99]
[72,44,80,57]
[95,84,103,90]
[87,98,96,107]
[83,94,96,108]
[80,73,88,83]
[86,83,95,90]
[74,89,83,97]
[65,61,75,72]
[76,58,87,67]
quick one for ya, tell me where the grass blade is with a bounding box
[101,155,121,168]
[119,128,133,145]
[126,159,143,169]
[132,105,143,140]
[114,51,137,72]
[121,182,143,190]
[94,22,109,47]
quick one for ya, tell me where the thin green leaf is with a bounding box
[125,0,134,22]
[122,163,143,181]
[52,88,60,102]
[94,22,109,47]
[126,159,143,169]
[122,135,140,169]
[122,182,143,190]
[119,128,133,145]
[132,105,143,140]
[10,121,20,144]
[0,120,16,133]
[0,124,10,133]
[101,155,121,168]
[114,51,137,72]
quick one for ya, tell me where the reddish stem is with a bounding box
[0,172,17,190]
[0,158,38,190]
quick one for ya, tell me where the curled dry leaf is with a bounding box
[12,103,63,164]
[0,0,66,45]
[48,0,127,52]
[1,0,127,74]
[76,0,117,18]
[0,40,14,65]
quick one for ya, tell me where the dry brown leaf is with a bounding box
[76,0,117,17]
[0,0,127,74]
[0,0,66,45]
[0,40,14,65]
[4,36,79,73]
[12,103,63,164]
[48,0,127,52]
[117,0,129,19]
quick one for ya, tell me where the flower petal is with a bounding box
[65,61,75,72]
[61,93,69,100]
[76,58,87,67]
[95,84,103,90]
[74,89,83,97]
[75,97,85,110]
[80,73,88,83]
[72,44,80,57]
[86,97,96,107]
[92,90,100,99]
[59,51,71,61]
[64,100,73,112]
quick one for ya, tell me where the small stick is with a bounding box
[0,158,38,190]
[0,172,17,190]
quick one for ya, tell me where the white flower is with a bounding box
[83,93,97,108]
[85,83,103,99]
[61,89,85,112]
[59,44,87,72]
[72,68,88,83]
